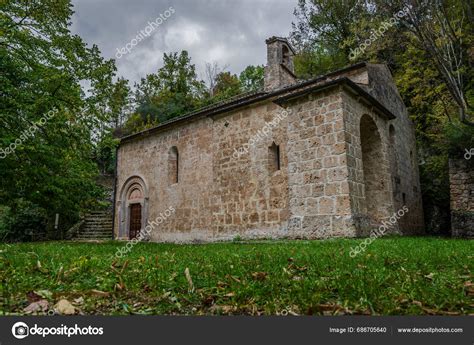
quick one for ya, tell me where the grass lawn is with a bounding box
[0,237,472,315]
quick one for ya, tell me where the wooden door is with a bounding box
[129,203,142,240]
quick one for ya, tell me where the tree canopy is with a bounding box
[291,0,474,233]
[0,0,117,239]
[1,0,471,239]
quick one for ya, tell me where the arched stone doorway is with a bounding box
[117,176,149,240]
[360,115,392,227]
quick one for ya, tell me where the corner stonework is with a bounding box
[449,158,474,238]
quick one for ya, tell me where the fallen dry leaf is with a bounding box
[36,260,48,273]
[121,260,129,273]
[184,267,194,293]
[24,300,49,314]
[251,272,268,281]
[54,299,75,315]
[115,282,125,291]
[56,266,64,282]
[424,273,435,280]
[227,275,241,283]
[26,291,42,303]
[90,289,110,297]
[217,281,228,288]
[209,305,234,314]
[34,290,53,299]
[202,295,215,306]
[309,303,353,316]
[73,297,84,305]
[315,303,335,312]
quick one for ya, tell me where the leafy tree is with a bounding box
[108,77,131,129]
[128,51,206,132]
[204,61,228,97]
[212,72,241,100]
[293,44,349,79]
[0,0,117,240]
[290,0,474,234]
[291,0,370,77]
[239,65,264,92]
[373,0,474,126]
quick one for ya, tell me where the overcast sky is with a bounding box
[71,0,297,86]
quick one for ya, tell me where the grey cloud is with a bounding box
[71,0,296,84]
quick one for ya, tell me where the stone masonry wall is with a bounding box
[115,101,293,242]
[449,158,474,238]
[115,117,215,242]
[284,89,355,238]
[264,39,296,91]
[115,63,425,242]
[363,64,424,234]
[341,92,396,236]
[210,102,290,239]
[339,64,424,234]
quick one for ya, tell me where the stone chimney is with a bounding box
[264,37,297,91]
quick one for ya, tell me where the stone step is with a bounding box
[84,225,112,227]
[78,228,112,233]
[76,234,111,238]
[83,224,112,227]
[80,228,112,232]
[70,209,113,240]
[84,220,112,224]
[84,220,112,223]
[85,218,112,223]
[82,231,112,234]
[76,233,111,238]
[77,236,111,239]
[74,237,112,241]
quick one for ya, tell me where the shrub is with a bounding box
[0,200,47,242]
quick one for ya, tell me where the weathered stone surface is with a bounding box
[113,39,424,243]
[264,37,297,91]
[449,158,474,238]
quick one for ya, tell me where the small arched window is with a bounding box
[268,142,281,173]
[168,146,179,184]
[389,125,396,146]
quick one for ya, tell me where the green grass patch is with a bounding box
[0,237,472,315]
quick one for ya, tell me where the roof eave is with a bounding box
[274,77,396,120]
[119,63,394,145]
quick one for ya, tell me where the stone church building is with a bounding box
[113,37,424,242]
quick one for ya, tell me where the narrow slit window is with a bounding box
[282,45,290,65]
[168,146,179,184]
[269,142,281,173]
